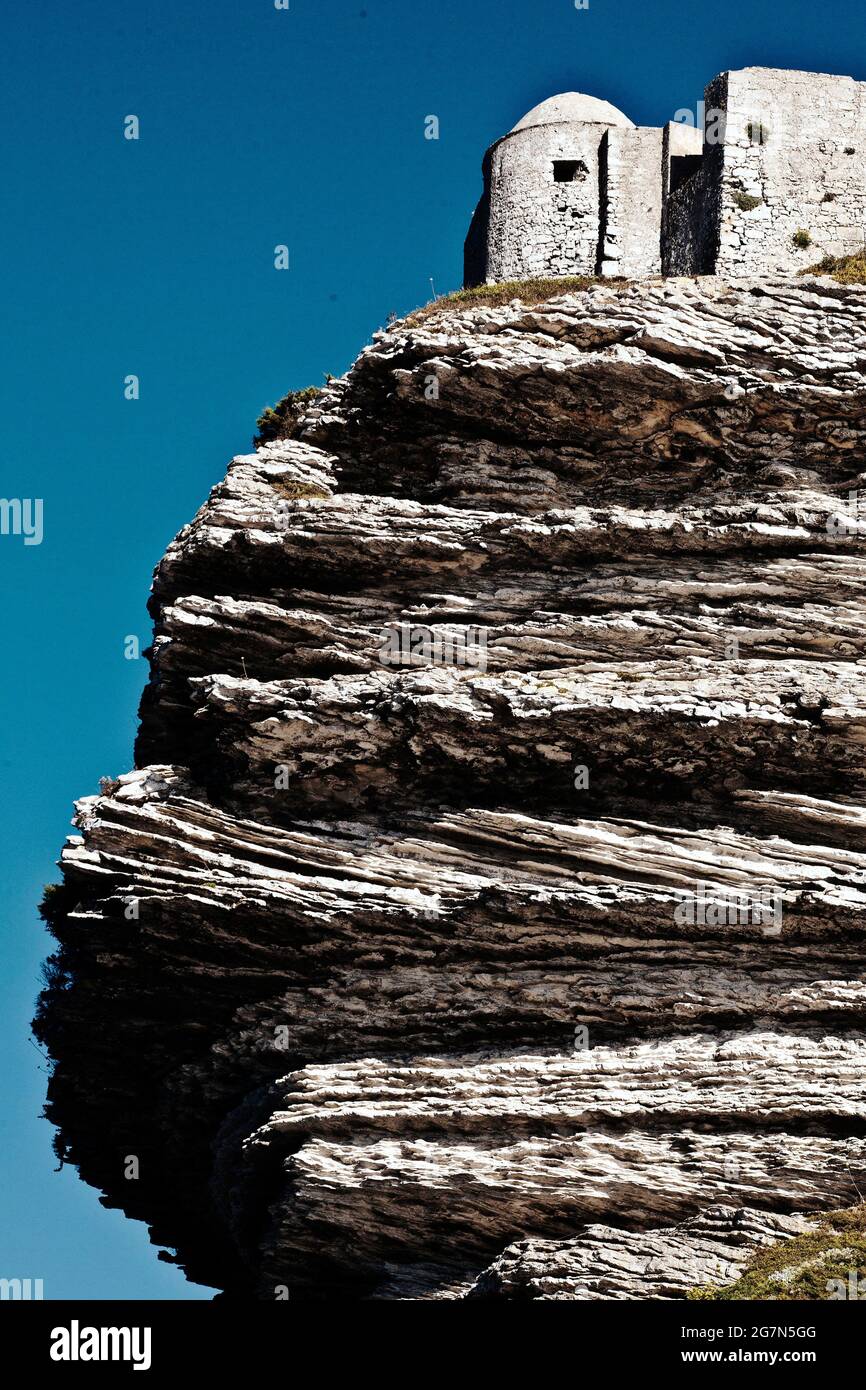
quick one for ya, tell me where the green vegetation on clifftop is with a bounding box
[402,276,622,325]
[802,250,866,284]
[689,1204,866,1300]
[254,386,322,447]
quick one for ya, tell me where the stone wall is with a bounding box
[663,120,704,199]
[662,118,722,275]
[663,170,708,274]
[465,67,866,288]
[600,127,664,277]
[714,67,866,276]
[483,121,613,281]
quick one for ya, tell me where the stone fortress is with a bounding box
[465,66,866,284]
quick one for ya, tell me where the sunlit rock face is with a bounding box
[36,274,866,1299]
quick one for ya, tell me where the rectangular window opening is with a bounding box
[553,160,587,183]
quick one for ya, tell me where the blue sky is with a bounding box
[2,0,865,1301]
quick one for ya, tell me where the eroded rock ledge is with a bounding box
[36,275,866,1298]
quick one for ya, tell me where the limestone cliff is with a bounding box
[35,274,866,1299]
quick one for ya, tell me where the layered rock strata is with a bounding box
[36,275,866,1298]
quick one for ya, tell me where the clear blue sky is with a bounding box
[2,0,864,1301]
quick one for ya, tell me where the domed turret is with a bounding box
[464,88,642,286]
[511,93,634,133]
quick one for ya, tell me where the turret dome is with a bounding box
[510,92,634,133]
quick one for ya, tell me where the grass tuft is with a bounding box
[801,249,866,284]
[254,386,323,447]
[401,276,622,326]
[270,479,331,501]
[688,1203,866,1301]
